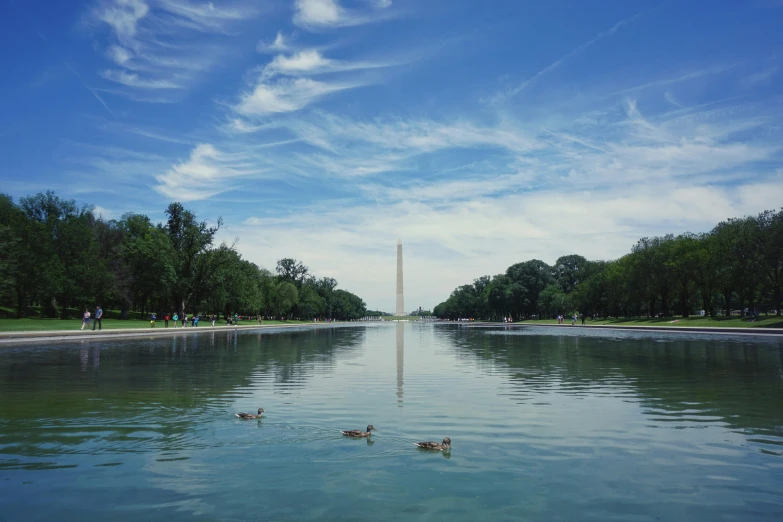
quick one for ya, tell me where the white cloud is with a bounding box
[90,0,259,100]
[154,143,259,201]
[262,49,390,79]
[230,178,783,313]
[92,205,117,220]
[257,31,290,53]
[293,0,392,29]
[267,50,332,75]
[294,0,342,27]
[235,77,360,115]
[100,69,182,88]
[95,0,149,44]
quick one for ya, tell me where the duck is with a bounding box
[341,425,376,437]
[415,437,451,451]
[235,408,265,419]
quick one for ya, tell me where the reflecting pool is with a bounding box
[1,324,782,521]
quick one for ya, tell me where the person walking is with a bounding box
[92,305,103,331]
[81,308,91,330]
[173,313,179,328]
[150,312,156,328]
[210,314,215,327]
[164,313,170,328]
[182,313,187,328]
[193,315,199,327]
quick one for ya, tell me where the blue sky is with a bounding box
[1,0,782,312]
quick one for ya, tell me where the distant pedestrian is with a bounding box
[182,313,187,328]
[173,313,179,327]
[581,314,585,325]
[210,314,216,327]
[234,313,239,325]
[194,315,199,327]
[150,313,156,328]
[164,314,170,327]
[92,305,103,331]
[81,308,91,330]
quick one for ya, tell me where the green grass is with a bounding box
[516,315,783,328]
[0,318,312,333]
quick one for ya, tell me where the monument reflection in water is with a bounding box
[397,321,404,407]
[0,323,781,522]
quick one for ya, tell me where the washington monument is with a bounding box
[396,239,405,316]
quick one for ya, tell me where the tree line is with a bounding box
[433,208,783,320]
[0,191,368,321]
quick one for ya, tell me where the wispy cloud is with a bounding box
[99,69,182,89]
[235,77,361,115]
[293,0,393,29]
[743,66,778,87]
[233,47,395,115]
[263,49,389,77]
[88,0,259,100]
[153,143,261,201]
[257,31,292,53]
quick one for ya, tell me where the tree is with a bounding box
[119,213,175,315]
[272,281,299,319]
[553,254,589,295]
[506,260,553,319]
[164,202,223,315]
[539,284,570,318]
[668,234,700,317]
[276,258,309,288]
[755,209,783,315]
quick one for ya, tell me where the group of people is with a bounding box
[148,312,243,328]
[556,314,585,325]
[79,307,258,331]
[80,305,104,330]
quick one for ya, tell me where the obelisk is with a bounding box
[396,239,404,316]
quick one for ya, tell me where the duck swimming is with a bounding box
[341,425,376,437]
[415,437,451,451]
[235,408,265,419]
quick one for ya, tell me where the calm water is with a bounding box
[1,324,782,521]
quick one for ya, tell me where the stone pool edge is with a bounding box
[467,322,783,336]
[0,323,335,345]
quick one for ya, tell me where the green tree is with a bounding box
[272,281,299,319]
[553,254,589,294]
[164,202,223,315]
[506,260,553,319]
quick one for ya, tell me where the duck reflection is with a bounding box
[396,322,404,408]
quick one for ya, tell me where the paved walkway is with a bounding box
[0,323,326,345]
[473,322,783,336]
[3,321,781,346]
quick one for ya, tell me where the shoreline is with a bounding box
[0,322,337,345]
[2,320,782,345]
[466,321,783,336]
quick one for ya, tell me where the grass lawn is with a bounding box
[0,318,312,333]
[516,316,783,329]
